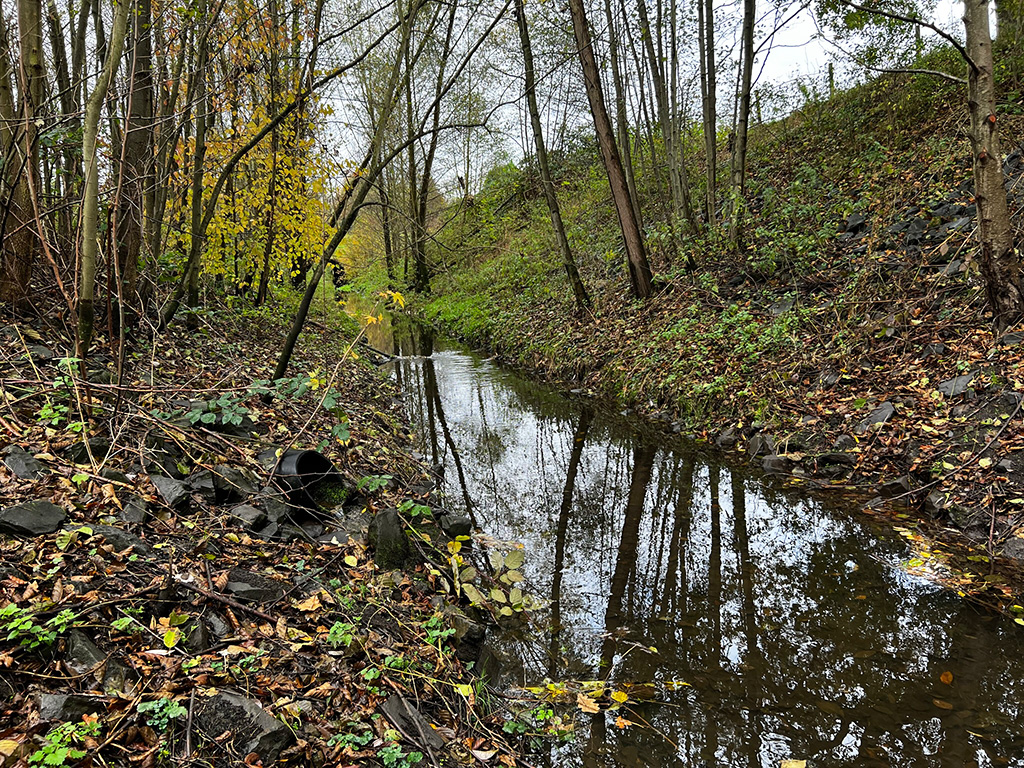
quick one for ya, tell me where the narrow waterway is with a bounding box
[357,305,1024,767]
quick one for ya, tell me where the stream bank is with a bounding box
[0,299,532,767]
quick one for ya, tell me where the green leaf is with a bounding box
[504,550,525,570]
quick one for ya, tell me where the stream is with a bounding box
[353,302,1024,767]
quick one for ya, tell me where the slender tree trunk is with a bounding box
[566,0,653,298]
[964,0,1022,329]
[186,0,210,328]
[256,0,282,307]
[728,0,756,248]
[1,0,44,305]
[697,0,717,226]
[515,0,591,310]
[116,0,154,310]
[603,0,642,229]
[77,0,129,357]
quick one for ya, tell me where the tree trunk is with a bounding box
[964,0,1023,330]
[1,0,44,305]
[603,0,642,230]
[698,0,717,226]
[728,0,756,248]
[186,0,210,328]
[566,0,653,299]
[77,0,129,358]
[116,0,154,310]
[516,0,590,311]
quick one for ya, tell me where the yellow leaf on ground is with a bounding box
[780,761,807,768]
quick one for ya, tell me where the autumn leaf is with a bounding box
[576,693,600,714]
[940,671,953,685]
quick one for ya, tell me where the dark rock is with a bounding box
[832,434,857,451]
[63,439,111,464]
[99,467,131,485]
[940,259,963,276]
[225,568,287,603]
[845,213,867,233]
[923,343,947,358]
[762,455,793,474]
[211,465,259,502]
[855,402,895,434]
[205,613,232,640]
[188,469,218,502]
[66,630,106,678]
[66,630,134,693]
[439,514,473,539]
[369,508,410,569]
[255,522,280,540]
[887,220,909,235]
[259,491,291,524]
[380,695,446,752]
[938,372,977,397]
[151,475,190,508]
[0,500,67,535]
[90,524,151,555]
[999,331,1024,347]
[770,299,794,316]
[923,491,947,518]
[933,202,964,219]
[185,619,212,653]
[231,504,267,530]
[3,446,48,479]
[119,495,147,524]
[908,219,927,235]
[37,693,109,722]
[879,476,911,498]
[1001,538,1024,561]
[28,345,55,361]
[748,433,775,459]
[948,216,972,232]
[195,692,294,763]
[715,427,739,449]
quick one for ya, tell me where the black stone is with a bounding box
[845,213,867,233]
[195,692,294,763]
[231,504,267,530]
[370,508,410,569]
[856,402,895,434]
[748,433,775,459]
[715,427,739,449]
[225,568,287,603]
[439,514,473,539]
[922,343,947,358]
[832,434,857,451]
[119,495,148,524]
[37,693,109,722]
[89,524,151,555]
[211,465,259,502]
[63,439,112,464]
[3,446,47,479]
[151,475,190,508]
[0,500,67,535]
[879,476,911,498]
[938,372,977,398]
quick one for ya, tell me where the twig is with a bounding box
[174,578,279,623]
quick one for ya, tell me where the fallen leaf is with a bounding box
[576,693,600,714]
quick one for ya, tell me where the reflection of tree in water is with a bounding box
[388,326,1024,768]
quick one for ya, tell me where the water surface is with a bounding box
[358,306,1024,767]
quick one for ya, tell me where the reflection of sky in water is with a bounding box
[379,320,1024,767]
